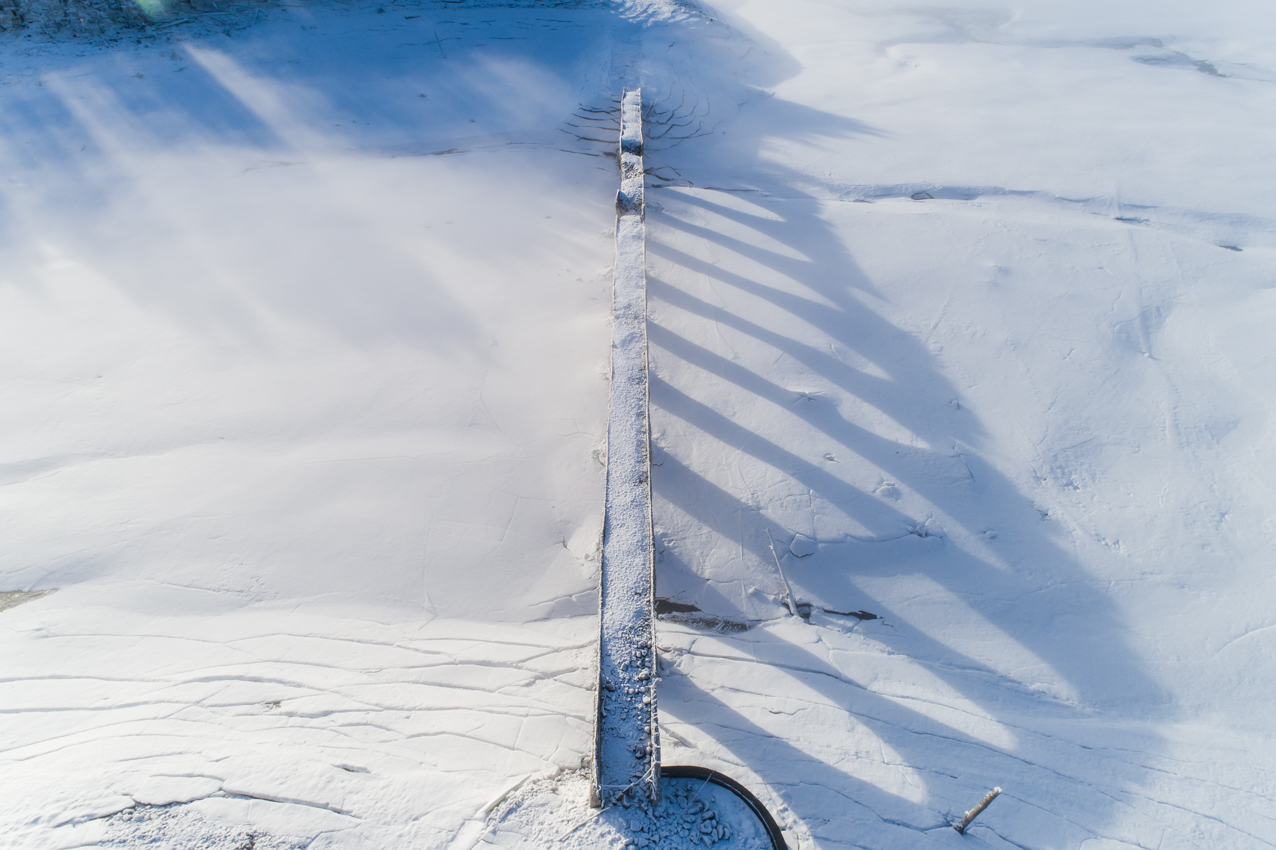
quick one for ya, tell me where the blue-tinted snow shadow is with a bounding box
[634,6,1171,848]
[0,1,630,352]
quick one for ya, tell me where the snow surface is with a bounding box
[484,771,772,849]
[3,0,1276,848]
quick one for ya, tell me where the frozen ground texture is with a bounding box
[483,771,771,849]
[2,0,1275,848]
[0,2,622,848]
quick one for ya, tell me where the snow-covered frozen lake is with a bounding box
[2,0,1274,847]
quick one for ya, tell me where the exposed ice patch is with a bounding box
[0,589,54,613]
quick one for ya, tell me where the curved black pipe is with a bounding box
[660,765,788,850]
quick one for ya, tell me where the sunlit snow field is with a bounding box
[1,0,1275,848]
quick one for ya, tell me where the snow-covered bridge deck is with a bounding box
[592,88,660,807]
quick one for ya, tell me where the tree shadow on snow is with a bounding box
[632,4,1170,848]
